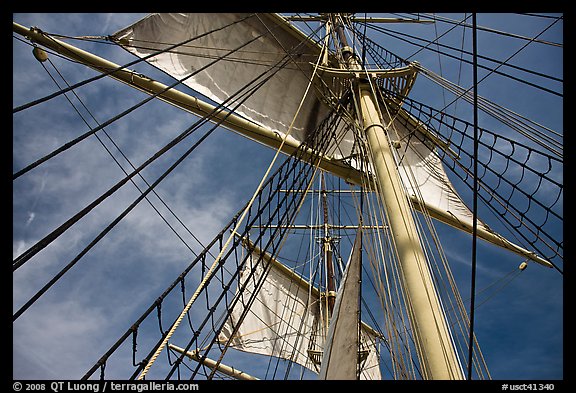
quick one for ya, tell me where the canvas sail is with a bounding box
[380,108,479,229]
[109,14,483,228]
[319,228,363,379]
[112,13,334,150]
[217,245,382,380]
[112,13,551,266]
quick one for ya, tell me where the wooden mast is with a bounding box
[330,13,464,379]
[321,173,337,315]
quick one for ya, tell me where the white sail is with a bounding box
[112,13,332,151]
[218,244,382,380]
[111,14,505,245]
[381,108,481,231]
[319,228,363,379]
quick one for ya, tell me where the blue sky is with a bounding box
[12,13,563,381]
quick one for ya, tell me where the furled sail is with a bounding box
[218,243,382,380]
[112,13,551,266]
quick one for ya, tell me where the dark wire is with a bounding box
[467,12,479,381]
[12,14,256,114]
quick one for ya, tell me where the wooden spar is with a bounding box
[11,21,362,188]
[167,344,258,380]
[11,20,552,268]
[249,224,386,229]
[332,15,464,379]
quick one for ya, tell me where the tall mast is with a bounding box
[321,173,337,315]
[330,13,464,379]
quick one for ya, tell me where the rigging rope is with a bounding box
[355,26,563,155]
[413,65,563,157]
[83,104,336,378]
[137,25,328,379]
[13,24,306,321]
[417,13,563,48]
[161,106,343,381]
[386,94,563,270]
[361,21,563,97]
[37,49,206,260]
[357,31,562,269]
[374,16,562,84]
[12,14,257,114]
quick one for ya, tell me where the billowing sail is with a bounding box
[112,13,332,150]
[381,108,481,231]
[218,244,382,380]
[112,13,551,266]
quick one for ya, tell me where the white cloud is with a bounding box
[13,240,29,260]
[13,297,125,379]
